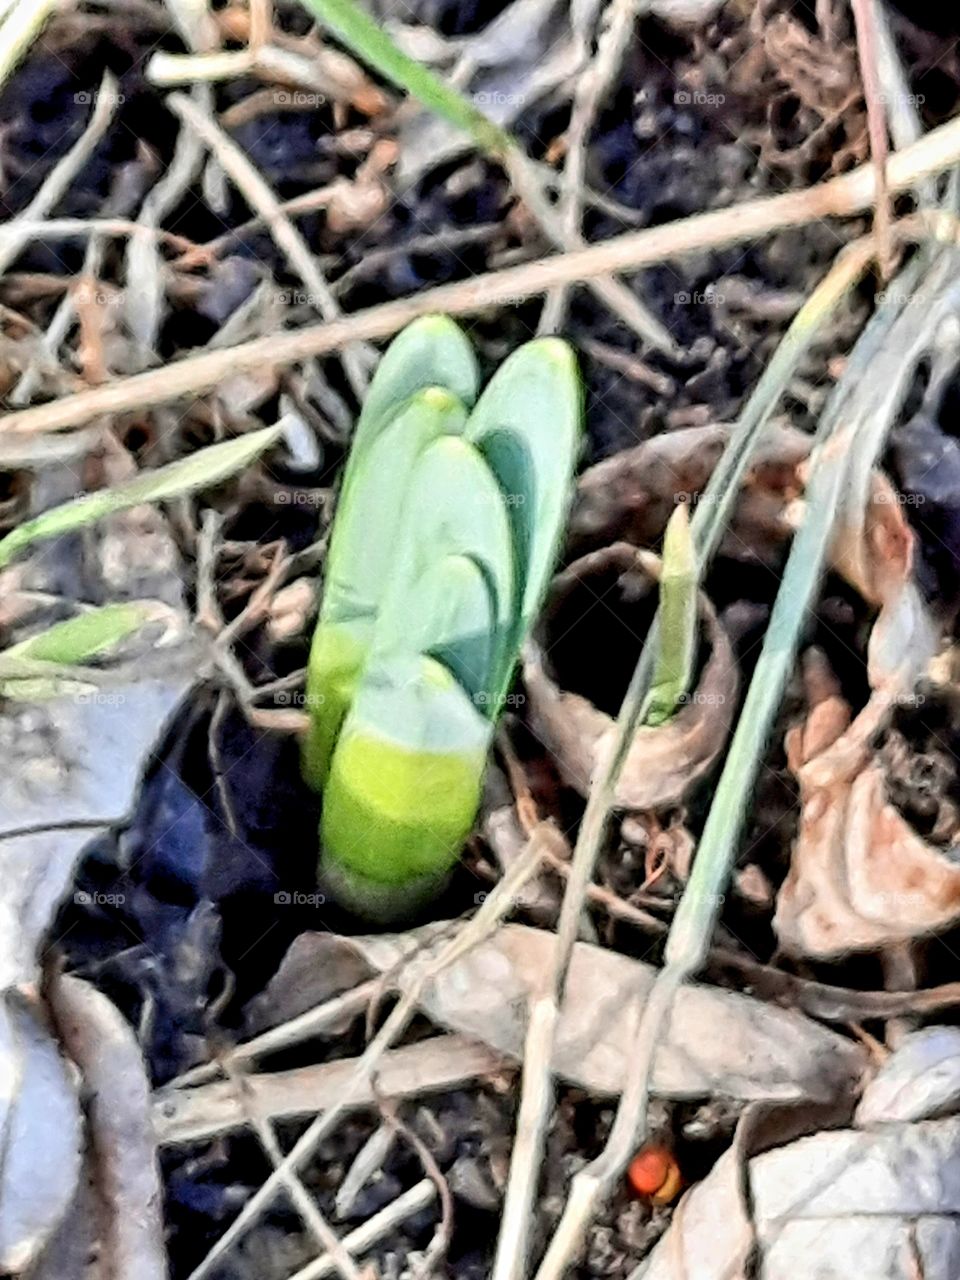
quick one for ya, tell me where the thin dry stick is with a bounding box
[168,982,379,1091]
[287,1181,437,1280]
[248,0,272,48]
[221,1059,363,1280]
[540,0,648,335]
[0,218,195,249]
[0,0,58,89]
[167,91,372,399]
[505,149,676,354]
[7,115,960,439]
[851,0,894,274]
[186,829,559,1280]
[0,72,120,277]
[500,238,882,1280]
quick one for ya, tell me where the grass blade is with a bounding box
[0,425,282,569]
[3,602,160,666]
[296,0,513,156]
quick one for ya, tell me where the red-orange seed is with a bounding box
[627,1147,683,1204]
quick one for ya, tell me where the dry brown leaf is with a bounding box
[570,423,809,565]
[774,477,947,959]
[523,543,738,809]
[248,924,865,1108]
[0,997,82,1273]
[45,976,171,1280]
[154,1034,500,1147]
[636,1113,960,1280]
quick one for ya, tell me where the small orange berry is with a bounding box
[627,1146,683,1204]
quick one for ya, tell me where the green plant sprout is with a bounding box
[304,316,582,918]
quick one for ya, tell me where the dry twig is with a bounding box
[6,119,960,439]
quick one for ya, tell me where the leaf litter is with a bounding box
[3,0,960,1278]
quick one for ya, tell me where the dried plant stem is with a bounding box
[221,1060,363,1280]
[168,92,371,399]
[168,980,379,1090]
[540,0,648,335]
[6,122,960,440]
[851,0,894,273]
[531,229,951,1280]
[288,1181,437,1280]
[187,828,560,1280]
[0,0,57,90]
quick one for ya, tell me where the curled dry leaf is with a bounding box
[523,543,738,810]
[569,423,809,565]
[637,1030,960,1280]
[44,976,168,1280]
[250,924,865,1107]
[0,646,203,990]
[856,1027,960,1127]
[774,475,948,959]
[0,996,82,1273]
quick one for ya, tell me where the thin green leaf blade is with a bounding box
[4,602,159,666]
[645,503,698,727]
[304,388,469,787]
[0,425,282,568]
[296,0,513,156]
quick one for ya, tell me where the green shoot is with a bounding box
[645,502,697,727]
[305,317,581,917]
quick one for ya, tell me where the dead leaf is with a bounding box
[154,1034,500,1147]
[637,1114,960,1280]
[774,477,948,959]
[45,976,169,1280]
[0,996,82,1273]
[570,423,809,565]
[523,543,738,810]
[250,924,866,1107]
[856,1027,960,1127]
[0,644,204,990]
